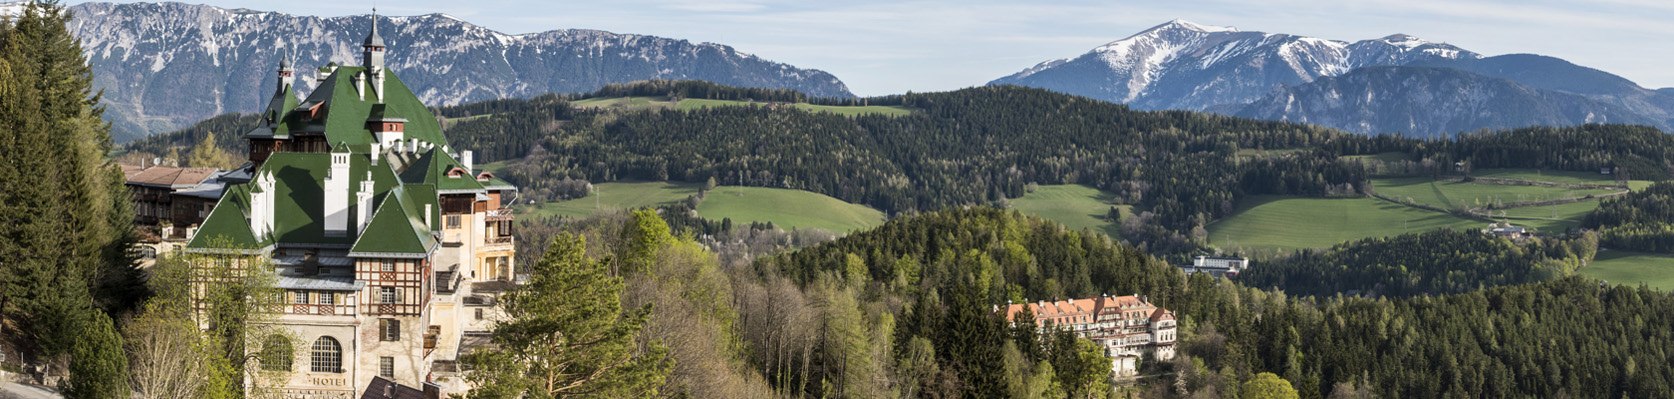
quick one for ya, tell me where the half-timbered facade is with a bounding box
[186,13,516,398]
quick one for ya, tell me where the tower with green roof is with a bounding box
[186,10,518,396]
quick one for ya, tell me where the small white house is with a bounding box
[1179,256,1249,277]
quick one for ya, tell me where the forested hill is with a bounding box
[743,208,1674,398]
[130,82,1674,254]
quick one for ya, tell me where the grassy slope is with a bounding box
[676,98,911,117]
[568,96,909,117]
[1583,250,1674,291]
[1008,185,1129,237]
[1494,200,1602,232]
[696,186,885,232]
[1371,177,1618,210]
[525,182,700,219]
[1207,196,1482,251]
[1344,152,1411,164]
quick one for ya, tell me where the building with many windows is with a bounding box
[1002,294,1177,378]
[185,13,515,398]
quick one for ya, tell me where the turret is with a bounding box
[363,9,386,71]
[363,9,388,103]
[276,58,293,92]
[324,144,352,236]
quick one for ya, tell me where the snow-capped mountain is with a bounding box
[991,20,1479,111]
[992,19,1674,137]
[18,2,853,142]
[1235,66,1656,135]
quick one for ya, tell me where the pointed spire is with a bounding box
[363,7,385,48]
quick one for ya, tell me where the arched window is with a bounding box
[310,336,342,373]
[259,335,292,371]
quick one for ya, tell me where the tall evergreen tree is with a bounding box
[0,0,141,382]
[462,233,672,398]
[62,311,129,399]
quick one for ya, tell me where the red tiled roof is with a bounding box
[124,166,218,188]
[1003,294,1166,325]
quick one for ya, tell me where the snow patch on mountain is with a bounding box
[990,19,1479,111]
[57,1,854,142]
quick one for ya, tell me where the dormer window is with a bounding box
[446,167,469,178]
[476,171,495,182]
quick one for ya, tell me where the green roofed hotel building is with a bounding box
[186,12,517,397]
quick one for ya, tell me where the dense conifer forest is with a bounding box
[1586,182,1674,253]
[730,208,1674,398]
[128,81,1674,256]
[1238,229,1598,297]
[117,77,1674,398]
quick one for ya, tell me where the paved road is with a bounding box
[0,382,59,399]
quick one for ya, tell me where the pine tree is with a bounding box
[0,2,141,370]
[462,233,672,398]
[62,311,129,399]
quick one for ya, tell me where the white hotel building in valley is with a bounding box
[1002,294,1178,378]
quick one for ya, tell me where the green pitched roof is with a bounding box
[188,183,263,249]
[247,82,302,139]
[291,67,447,150]
[399,147,485,192]
[188,152,412,251]
[349,192,433,254]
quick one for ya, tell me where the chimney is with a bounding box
[323,146,352,236]
[356,170,375,235]
[370,141,382,165]
[461,150,474,173]
[250,171,276,239]
[352,71,366,100]
[423,204,433,229]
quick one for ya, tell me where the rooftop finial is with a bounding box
[363,6,385,48]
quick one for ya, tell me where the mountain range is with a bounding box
[14,2,853,142]
[992,20,1674,137]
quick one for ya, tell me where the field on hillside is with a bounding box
[1344,152,1411,164]
[676,98,911,116]
[1583,250,1674,291]
[1492,200,1602,232]
[1007,185,1129,237]
[1207,196,1482,251]
[570,96,676,110]
[525,182,700,219]
[528,183,884,232]
[1371,177,1619,210]
[696,186,885,232]
[568,96,910,116]
[1473,168,1622,184]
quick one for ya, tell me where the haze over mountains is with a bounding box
[992,20,1674,137]
[26,2,853,142]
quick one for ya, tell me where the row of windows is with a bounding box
[282,287,405,306]
[259,335,341,373]
[291,291,337,305]
[258,322,402,375]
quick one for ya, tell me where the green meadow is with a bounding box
[1583,250,1674,291]
[695,186,885,232]
[1007,185,1130,237]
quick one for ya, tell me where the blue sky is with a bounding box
[69,0,1674,96]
